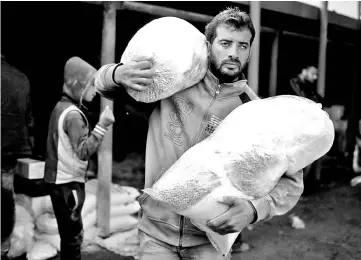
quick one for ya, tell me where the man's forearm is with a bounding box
[94,63,121,100]
[251,169,304,223]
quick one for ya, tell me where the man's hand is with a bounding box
[99,105,115,129]
[206,196,255,235]
[114,59,155,92]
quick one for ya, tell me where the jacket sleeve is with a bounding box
[250,169,304,222]
[64,111,107,161]
[94,63,122,100]
[290,78,306,97]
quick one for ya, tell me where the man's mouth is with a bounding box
[223,63,240,69]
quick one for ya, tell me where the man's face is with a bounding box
[305,67,318,83]
[209,25,252,82]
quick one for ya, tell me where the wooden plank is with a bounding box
[122,1,213,23]
[234,1,359,30]
[247,1,261,95]
[97,1,117,237]
[269,30,280,97]
[317,1,328,98]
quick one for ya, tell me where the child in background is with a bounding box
[44,57,115,260]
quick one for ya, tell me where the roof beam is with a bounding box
[233,1,359,30]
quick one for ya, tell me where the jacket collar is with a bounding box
[203,69,248,98]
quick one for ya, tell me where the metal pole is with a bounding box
[248,1,261,94]
[97,1,117,237]
[317,1,328,98]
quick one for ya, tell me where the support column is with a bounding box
[248,1,261,95]
[317,1,328,98]
[269,30,280,97]
[97,1,117,237]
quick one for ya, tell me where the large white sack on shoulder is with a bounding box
[120,16,208,103]
[144,95,335,255]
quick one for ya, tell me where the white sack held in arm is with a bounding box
[120,16,208,103]
[143,95,335,256]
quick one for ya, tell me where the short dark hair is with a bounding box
[205,7,255,45]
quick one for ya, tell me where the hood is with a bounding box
[62,57,96,104]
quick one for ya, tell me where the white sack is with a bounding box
[34,232,60,252]
[7,205,35,258]
[85,179,140,206]
[120,16,208,103]
[36,213,58,235]
[95,228,139,258]
[144,95,335,255]
[81,192,97,218]
[26,240,57,260]
[83,211,97,231]
[15,194,53,218]
[110,201,140,218]
[109,215,138,234]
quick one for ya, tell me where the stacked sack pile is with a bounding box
[7,179,141,260]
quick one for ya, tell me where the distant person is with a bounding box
[289,65,326,188]
[1,54,34,257]
[350,119,361,187]
[290,65,323,104]
[1,54,34,165]
[44,57,114,260]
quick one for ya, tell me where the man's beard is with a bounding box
[209,54,246,83]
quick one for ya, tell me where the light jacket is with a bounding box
[95,64,304,246]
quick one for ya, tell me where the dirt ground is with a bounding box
[70,182,361,260]
[78,154,361,260]
[10,153,361,260]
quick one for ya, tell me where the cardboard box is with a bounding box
[16,158,45,179]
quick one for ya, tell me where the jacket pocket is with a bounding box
[137,192,179,227]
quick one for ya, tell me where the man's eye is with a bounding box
[240,45,248,49]
[221,42,230,47]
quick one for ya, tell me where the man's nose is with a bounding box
[228,46,239,60]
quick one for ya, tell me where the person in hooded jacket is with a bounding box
[44,57,115,260]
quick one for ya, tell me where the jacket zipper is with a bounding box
[180,84,222,246]
[190,84,222,147]
[179,216,184,247]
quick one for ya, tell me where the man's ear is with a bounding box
[247,48,252,63]
[206,41,211,56]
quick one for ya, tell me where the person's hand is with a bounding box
[206,196,255,235]
[99,105,115,129]
[114,59,155,92]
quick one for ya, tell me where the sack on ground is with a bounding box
[26,240,57,260]
[95,228,139,257]
[7,205,35,258]
[36,213,58,235]
[34,231,60,252]
[110,201,140,218]
[109,215,138,234]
